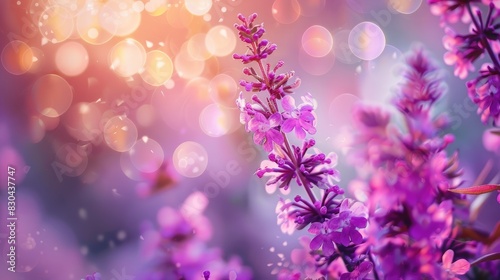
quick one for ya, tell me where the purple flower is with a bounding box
[339,261,373,280]
[281,95,316,139]
[308,221,336,256]
[276,198,297,235]
[428,0,479,23]
[329,199,368,246]
[441,249,471,279]
[467,69,500,124]
[248,112,284,152]
[203,270,210,280]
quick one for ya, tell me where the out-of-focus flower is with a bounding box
[441,249,471,279]
[84,272,101,280]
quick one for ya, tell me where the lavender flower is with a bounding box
[351,48,468,278]
[429,0,500,125]
[139,192,252,280]
[234,13,371,279]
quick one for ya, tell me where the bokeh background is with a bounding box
[0,0,499,279]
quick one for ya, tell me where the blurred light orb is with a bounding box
[103,116,138,152]
[29,116,46,143]
[132,1,145,12]
[205,25,236,57]
[129,136,164,173]
[187,34,212,61]
[38,6,74,44]
[174,48,205,79]
[27,47,44,73]
[120,152,143,181]
[140,50,173,86]
[185,0,212,16]
[348,22,386,61]
[1,40,34,75]
[328,93,361,128]
[108,38,146,77]
[32,74,73,117]
[63,102,102,141]
[50,0,86,16]
[299,48,335,76]
[135,104,156,127]
[301,25,333,57]
[272,0,301,24]
[199,104,232,137]
[100,0,141,37]
[209,74,237,108]
[172,141,208,178]
[55,41,89,76]
[77,7,116,45]
[144,0,167,16]
[333,29,362,64]
[388,0,422,14]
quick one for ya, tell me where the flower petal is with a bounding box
[281,118,296,133]
[322,238,335,256]
[442,249,454,268]
[450,259,470,275]
[282,95,296,112]
[269,112,283,127]
[349,228,363,245]
[310,234,323,251]
[308,222,322,234]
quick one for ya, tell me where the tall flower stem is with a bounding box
[248,39,318,203]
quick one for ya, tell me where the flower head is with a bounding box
[248,112,284,152]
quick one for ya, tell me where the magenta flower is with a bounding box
[441,249,471,279]
[339,261,373,280]
[329,199,368,246]
[248,112,284,152]
[308,221,336,256]
[428,0,478,23]
[281,95,316,139]
[467,70,500,124]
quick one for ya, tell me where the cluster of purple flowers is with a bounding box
[428,0,500,125]
[350,49,476,279]
[234,13,372,279]
[137,192,251,280]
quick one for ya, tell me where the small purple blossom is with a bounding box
[329,199,368,247]
[281,95,316,139]
[308,221,336,256]
[248,112,284,152]
[339,261,373,280]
